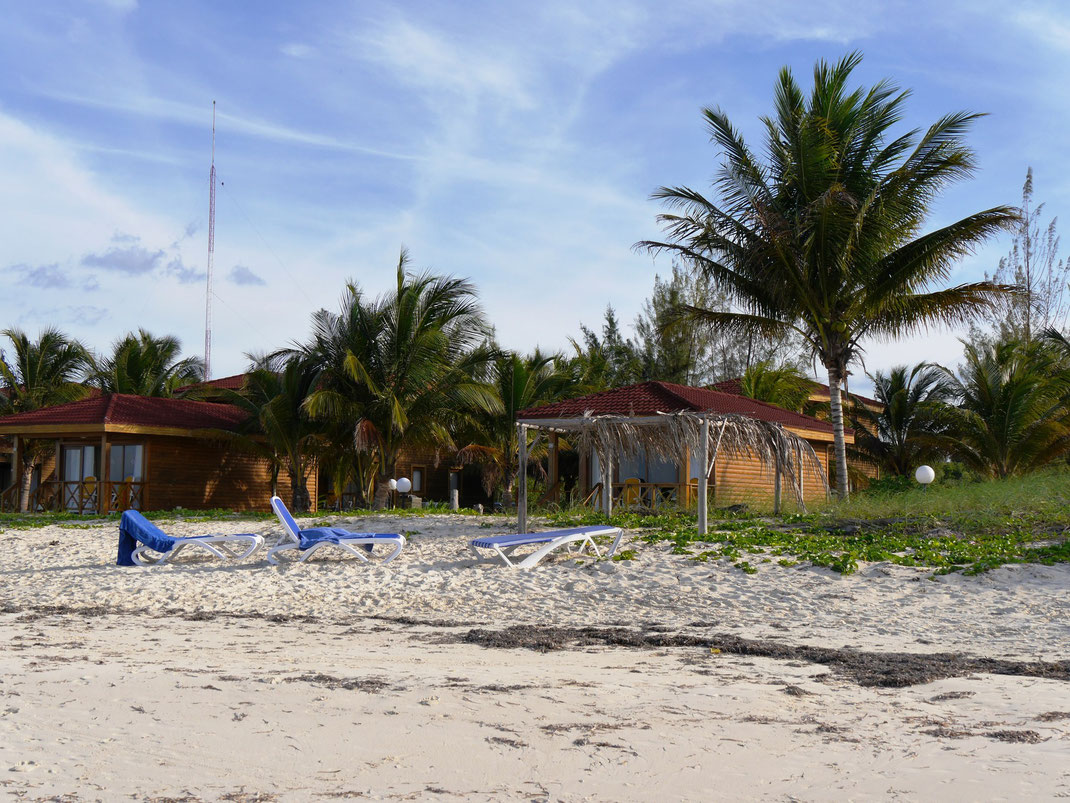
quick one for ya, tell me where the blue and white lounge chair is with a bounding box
[469,526,623,569]
[267,496,406,565]
[117,510,264,567]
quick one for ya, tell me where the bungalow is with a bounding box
[0,393,315,513]
[518,380,878,512]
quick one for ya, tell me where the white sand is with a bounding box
[1,513,1069,800]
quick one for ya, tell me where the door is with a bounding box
[62,445,98,512]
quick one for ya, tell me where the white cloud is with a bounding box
[359,18,534,108]
[281,43,314,59]
[38,90,421,161]
[228,265,265,286]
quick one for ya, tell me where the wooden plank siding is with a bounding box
[710,441,832,508]
[394,446,455,503]
[144,435,314,512]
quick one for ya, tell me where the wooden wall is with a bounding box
[711,440,832,508]
[394,445,454,502]
[145,435,315,512]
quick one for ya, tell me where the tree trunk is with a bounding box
[826,366,850,501]
[372,473,392,510]
[289,465,311,513]
[18,458,35,513]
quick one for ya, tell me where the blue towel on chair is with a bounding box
[117,510,176,566]
[297,527,398,553]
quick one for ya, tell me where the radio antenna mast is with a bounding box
[204,100,216,381]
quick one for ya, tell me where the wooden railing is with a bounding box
[0,483,17,513]
[577,481,713,512]
[24,480,146,514]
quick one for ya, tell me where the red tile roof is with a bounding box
[0,393,249,432]
[519,381,840,434]
[174,373,248,394]
[710,378,880,409]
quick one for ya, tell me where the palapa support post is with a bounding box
[773,451,782,515]
[697,417,709,536]
[601,450,613,517]
[517,423,528,534]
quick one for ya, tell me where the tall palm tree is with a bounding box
[849,363,956,475]
[303,250,499,508]
[456,349,576,502]
[0,327,91,510]
[943,340,1070,478]
[218,355,322,511]
[639,52,1017,499]
[91,329,203,396]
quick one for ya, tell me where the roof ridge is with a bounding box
[103,393,118,423]
[648,380,702,412]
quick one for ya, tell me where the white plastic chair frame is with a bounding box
[131,534,264,566]
[267,496,405,565]
[470,526,623,569]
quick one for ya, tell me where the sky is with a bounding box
[1,0,1069,394]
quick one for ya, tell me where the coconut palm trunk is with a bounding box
[290,472,311,512]
[373,470,393,509]
[825,366,850,500]
[18,455,36,512]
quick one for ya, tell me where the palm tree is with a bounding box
[303,250,499,508]
[456,349,576,502]
[218,355,322,511]
[638,52,1017,499]
[90,329,203,396]
[943,340,1070,478]
[849,363,956,475]
[737,361,814,413]
[0,327,91,510]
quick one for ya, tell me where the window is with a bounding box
[110,444,144,482]
[411,466,425,494]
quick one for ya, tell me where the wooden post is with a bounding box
[773,450,782,515]
[10,435,19,510]
[601,450,613,517]
[698,418,709,536]
[517,423,528,534]
[549,433,559,503]
[100,434,109,514]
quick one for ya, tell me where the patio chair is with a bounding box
[116,509,264,566]
[469,525,623,569]
[267,495,405,565]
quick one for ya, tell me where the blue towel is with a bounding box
[297,527,398,551]
[117,510,176,566]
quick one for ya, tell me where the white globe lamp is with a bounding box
[396,477,412,494]
[915,465,936,486]
[388,479,398,491]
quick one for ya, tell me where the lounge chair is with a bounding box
[267,495,405,564]
[116,509,264,566]
[469,525,623,569]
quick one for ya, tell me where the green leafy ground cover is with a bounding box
[546,471,1070,576]
[4,472,1069,578]
[0,502,483,530]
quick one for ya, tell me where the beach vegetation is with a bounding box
[0,327,92,511]
[638,52,1018,500]
[299,249,499,509]
[88,329,204,397]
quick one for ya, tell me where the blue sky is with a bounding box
[2,0,1068,391]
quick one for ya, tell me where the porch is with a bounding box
[0,478,147,514]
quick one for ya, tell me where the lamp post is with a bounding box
[396,477,412,508]
[915,465,935,490]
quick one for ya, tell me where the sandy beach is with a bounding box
[2,512,1069,801]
